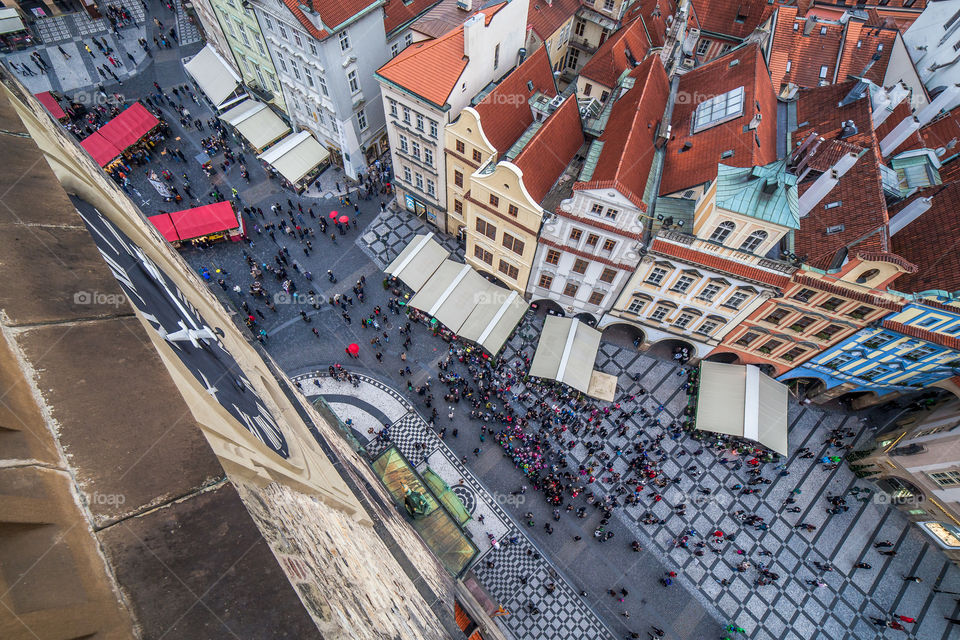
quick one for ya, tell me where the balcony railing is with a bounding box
[657,228,695,246]
[568,37,598,54]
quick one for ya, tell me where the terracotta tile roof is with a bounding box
[689,0,775,40]
[768,7,845,93]
[473,45,558,153]
[376,27,468,106]
[920,108,960,161]
[621,0,676,48]
[383,0,443,36]
[278,0,331,39]
[805,138,865,172]
[650,237,793,288]
[526,0,580,41]
[889,181,960,293]
[834,22,898,86]
[659,43,777,196]
[883,320,960,352]
[792,273,904,310]
[579,16,651,88]
[576,56,669,211]
[792,81,894,270]
[511,95,584,202]
[281,0,387,37]
[874,97,922,157]
[855,251,918,273]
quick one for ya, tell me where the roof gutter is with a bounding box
[374,74,452,112]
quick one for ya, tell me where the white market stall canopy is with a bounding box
[0,8,25,34]
[258,131,330,185]
[386,233,449,291]
[184,45,245,110]
[219,100,290,151]
[410,261,488,332]
[529,317,603,395]
[459,287,528,355]
[695,362,789,456]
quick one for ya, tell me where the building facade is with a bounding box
[191,0,238,71]
[561,0,628,81]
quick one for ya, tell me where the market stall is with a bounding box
[34,91,67,121]
[0,8,32,52]
[148,201,243,246]
[80,132,122,167]
[184,44,246,112]
[218,99,290,153]
[257,130,330,192]
[80,102,160,167]
[385,233,450,292]
[529,317,605,397]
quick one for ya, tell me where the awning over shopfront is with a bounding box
[529,317,602,395]
[258,131,330,185]
[80,132,121,167]
[219,99,289,151]
[149,202,240,242]
[695,362,789,456]
[0,8,25,34]
[184,44,245,110]
[34,91,65,119]
[386,233,450,291]
[95,102,159,150]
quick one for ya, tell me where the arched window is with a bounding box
[708,221,735,244]
[739,230,768,253]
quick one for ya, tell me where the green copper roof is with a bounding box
[714,159,800,229]
[578,140,605,182]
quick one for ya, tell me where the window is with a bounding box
[453,170,463,187]
[309,42,317,55]
[739,230,768,253]
[603,0,615,10]
[454,199,463,215]
[290,60,301,80]
[647,267,669,285]
[563,282,580,297]
[276,53,287,72]
[494,43,500,69]
[426,180,435,197]
[304,69,314,88]
[698,283,723,302]
[627,297,646,314]
[724,290,750,309]
[819,65,828,79]
[569,228,583,243]
[403,106,410,123]
[847,305,873,320]
[278,24,287,39]
[339,30,350,51]
[399,135,408,153]
[294,33,302,47]
[904,345,938,361]
[600,91,609,102]
[824,352,855,369]
[405,33,412,46]
[545,249,561,265]
[424,148,433,166]
[931,471,960,487]
[786,60,792,72]
[604,208,619,220]
[415,173,424,190]
[474,245,493,265]
[788,316,815,332]
[782,346,807,362]
[489,194,499,207]
[318,74,328,96]
[584,83,593,96]
[590,203,603,215]
[709,221,735,244]
[508,204,519,217]
[412,114,422,131]
[696,39,710,56]
[475,218,497,240]
[456,140,465,154]
[793,288,817,303]
[586,233,600,247]
[815,324,842,340]
[863,332,895,349]
[502,233,524,256]
[917,316,939,327]
[411,141,420,158]
[566,48,580,70]
[672,275,696,293]
[693,86,744,132]
[860,366,893,382]
[403,166,412,183]
[473,149,482,163]
[763,308,790,325]
[650,306,670,322]
[430,121,438,138]
[347,70,359,93]
[697,320,719,335]
[572,259,589,274]
[356,109,367,131]
[575,20,585,36]
[539,273,554,288]
[735,331,759,347]
[264,15,273,30]
[389,100,398,117]
[589,291,605,306]
[675,313,695,328]
[498,260,519,280]
[602,239,616,252]
[757,339,783,354]
[600,268,616,283]
[820,297,845,312]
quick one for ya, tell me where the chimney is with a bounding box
[839,119,858,139]
[880,84,960,156]
[797,151,861,217]
[457,0,472,9]
[803,16,817,35]
[462,13,483,57]
[889,196,934,236]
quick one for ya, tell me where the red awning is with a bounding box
[96,102,160,151]
[34,91,66,119]
[80,131,121,167]
[148,213,179,242]
[168,201,239,241]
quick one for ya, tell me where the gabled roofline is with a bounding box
[374,73,454,111]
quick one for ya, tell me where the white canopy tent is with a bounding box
[0,8,25,34]
[409,261,489,334]
[695,362,789,456]
[385,233,449,291]
[529,317,602,395]
[184,45,245,110]
[219,100,289,151]
[258,131,330,185]
[459,288,528,355]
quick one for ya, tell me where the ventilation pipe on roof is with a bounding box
[797,151,861,218]
[839,120,858,139]
[871,82,910,130]
[880,84,960,157]
[888,196,934,237]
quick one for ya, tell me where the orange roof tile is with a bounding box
[512,96,584,202]
[792,272,904,310]
[690,0,776,40]
[377,28,468,106]
[280,0,389,38]
[920,108,960,161]
[659,43,777,196]
[576,56,669,210]
[579,16,651,88]
[650,238,793,288]
[473,45,558,153]
[622,0,676,48]
[890,180,960,293]
[526,0,580,41]
[768,7,845,93]
[884,320,960,351]
[834,22,898,86]
[383,0,443,36]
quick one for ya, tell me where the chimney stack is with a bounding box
[463,13,483,57]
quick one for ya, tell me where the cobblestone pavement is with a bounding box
[358,205,463,270]
[173,0,202,45]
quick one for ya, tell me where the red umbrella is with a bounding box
[347,343,359,356]
[329,210,338,219]
[338,215,349,224]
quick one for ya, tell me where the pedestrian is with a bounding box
[58,45,71,59]
[903,576,923,583]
